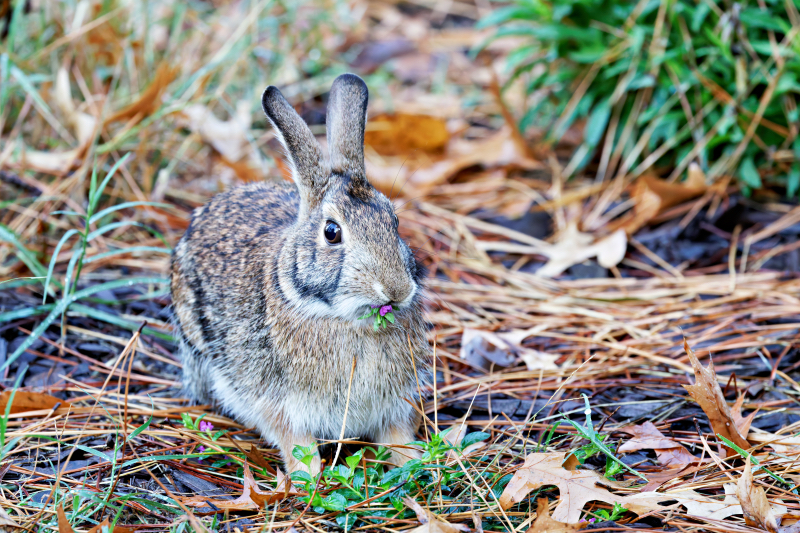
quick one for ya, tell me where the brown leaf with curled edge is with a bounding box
[365,113,449,156]
[499,452,676,523]
[737,460,780,532]
[618,422,698,467]
[404,497,470,533]
[526,498,582,533]
[106,62,178,124]
[732,395,759,437]
[179,463,297,511]
[0,390,61,414]
[623,164,707,235]
[682,340,750,452]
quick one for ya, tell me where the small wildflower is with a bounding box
[358,303,397,330]
[199,420,214,432]
[588,518,596,524]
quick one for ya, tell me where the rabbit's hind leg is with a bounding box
[374,419,421,468]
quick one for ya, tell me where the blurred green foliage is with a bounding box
[479,0,800,195]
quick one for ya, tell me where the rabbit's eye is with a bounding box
[324,220,342,244]
[392,214,399,228]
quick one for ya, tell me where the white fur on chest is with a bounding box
[210,331,418,444]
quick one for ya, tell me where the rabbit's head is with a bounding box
[261,74,422,323]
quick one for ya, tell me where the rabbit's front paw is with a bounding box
[278,434,322,477]
[287,451,321,477]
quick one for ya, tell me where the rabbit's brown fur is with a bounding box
[171,74,429,474]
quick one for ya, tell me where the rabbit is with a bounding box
[170,73,430,475]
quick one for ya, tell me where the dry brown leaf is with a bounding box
[623,164,708,234]
[54,67,97,145]
[179,463,296,511]
[106,62,178,124]
[535,223,627,278]
[737,460,780,532]
[499,452,676,523]
[682,340,750,451]
[618,422,698,467]
[0,390,61,414]
[731,395,759,437]
[460,328,558,372]
[87,519,134,533]
[366,126,540,197]
[0,506,21,530]
[178,101,252,163]
[404,497,470,533]
[667,486,743,520]
[14,68,96,175]
[57,504,73,533]
[526,498,582,533]
[365,113,449,156]
[19,146,84,174]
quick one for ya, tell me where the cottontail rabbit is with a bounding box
[171,74,429,475]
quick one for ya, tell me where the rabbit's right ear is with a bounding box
[262,86,330,210]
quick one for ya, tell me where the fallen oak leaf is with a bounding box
[682,339,750,452]
[0,506,21,529]
[737,459,780,532]
[178,463,296,511]
[526,498,582,533]
[87,518,135,533]
[404,497,470,533]
[535,223,627,278]
[0,390,61,414]
[622,164,708,235]
[731,395,759,437]
[57,504,73,533]
[664,486,743,521]
[499,452,676,523]
[364,113,449,156]
[366,126,540,198]
[475,222,627,278]
[459,328,559,372]
[618,422,698,467]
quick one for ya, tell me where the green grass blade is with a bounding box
[89,153,133,214]
[89,201,174,225]
[43,228,79,303]
[84,246,170,264]
[0,223,47,277]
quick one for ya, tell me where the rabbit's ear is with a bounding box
[326,73,368,177]
[262,86,330,207]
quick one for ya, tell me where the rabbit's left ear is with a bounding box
[326,73,368,177]
[262,85,330,211]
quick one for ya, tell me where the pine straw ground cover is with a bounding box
[2,0,800,532]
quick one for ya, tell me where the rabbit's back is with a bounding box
[171,181,298,402]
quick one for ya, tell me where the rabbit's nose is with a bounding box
[381,280,414,305]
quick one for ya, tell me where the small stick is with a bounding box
[332,355,357,468]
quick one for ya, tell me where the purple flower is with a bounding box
[198,446,206,452]
[199,421,214,432]
[370,304,380,309]
[379,304,392,317]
